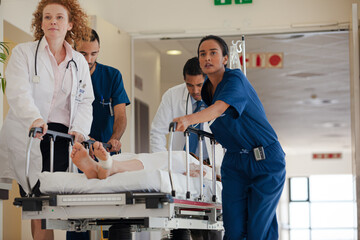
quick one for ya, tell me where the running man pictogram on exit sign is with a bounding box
[214,0,252,5]
[235,0,252,4]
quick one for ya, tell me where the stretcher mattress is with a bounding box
[39,151,222,202]
[39,170,221,202]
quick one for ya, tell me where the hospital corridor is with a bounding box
[0,0,359,239]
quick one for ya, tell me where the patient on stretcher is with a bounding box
[71,142,208,179]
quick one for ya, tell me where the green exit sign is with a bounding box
[235,0,252,4]
[214,0,231,5]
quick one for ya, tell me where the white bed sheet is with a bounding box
[39,169,222,202]
[38,151,222,202]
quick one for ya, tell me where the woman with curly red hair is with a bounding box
[0,1,94,239]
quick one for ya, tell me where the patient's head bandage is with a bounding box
[98,152,113,170]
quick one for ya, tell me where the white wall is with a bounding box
[160,52,194,96]
[134,41,161,125]
[286,150,353,177]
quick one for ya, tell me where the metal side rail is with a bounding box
[25,128,111,196]
[169,122,218,203]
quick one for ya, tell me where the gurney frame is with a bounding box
[14,124,223,239]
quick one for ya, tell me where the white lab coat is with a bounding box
[0,39,94,194]
[150,83,223,170]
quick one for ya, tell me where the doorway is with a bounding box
[133,30,353,239]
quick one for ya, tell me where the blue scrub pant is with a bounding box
[221,142,286,240]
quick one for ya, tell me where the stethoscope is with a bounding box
[32,36,79,86]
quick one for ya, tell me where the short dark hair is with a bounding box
[197,35,229,58]
[74,28,100,50]
[183,57,205,79]
[90,29,100,45]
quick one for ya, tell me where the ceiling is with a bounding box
[136,31,351,154]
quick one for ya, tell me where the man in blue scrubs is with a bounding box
[68,29,130,240]
[76,29,130,154]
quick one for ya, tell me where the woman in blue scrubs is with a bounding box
[174,35,286,240]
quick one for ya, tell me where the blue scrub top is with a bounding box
[90,62,130,143]
[201,68,278,152]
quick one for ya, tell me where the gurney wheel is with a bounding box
[108,224,131,240]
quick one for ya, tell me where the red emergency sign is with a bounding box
[312,153,342,159]
[240,52,283,69]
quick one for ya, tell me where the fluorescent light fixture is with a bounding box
[166,50,182,55]
[296,98,338,106]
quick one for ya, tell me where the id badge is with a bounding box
[254,146,266,161]
[75,84,86,103]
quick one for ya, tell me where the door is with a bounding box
[134,98,150,153]
[350,3,360,239]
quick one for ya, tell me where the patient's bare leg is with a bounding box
[71,143,99,179]
[93,141,144,179]
[92,141,112,179]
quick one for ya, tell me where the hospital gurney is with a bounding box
[13,123,223,239]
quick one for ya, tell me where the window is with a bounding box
[288,175,356,240]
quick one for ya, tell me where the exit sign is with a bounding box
[214,0,231,5]
[235,0,252,4]
[214,0,252,5]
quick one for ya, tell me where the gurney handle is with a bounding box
[169,122,177,132]
[82,139,111,151]
[169,122,216,141]
[168,123,176,197]
[30,127,75,144]
[29,128,111,149]
[185,126,215,141]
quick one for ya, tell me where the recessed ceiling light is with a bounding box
[286,72,324,78]
[319,122,346,128]
[166,50,182,55]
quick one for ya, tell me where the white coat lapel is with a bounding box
[37,39,54,80]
